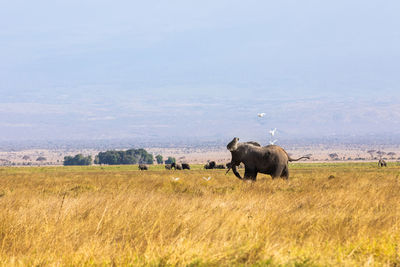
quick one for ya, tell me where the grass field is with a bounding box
[0,163,400,266]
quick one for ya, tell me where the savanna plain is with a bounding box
[1,163,400,266]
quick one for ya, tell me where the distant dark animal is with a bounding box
[215,164,226,169]
[378,159,387,167]
[226,137,309,180]
[138,164,148,170]
[165,164,172,170]
[204,161,216,169]
[171,162,182,170]
[182,163,190,170]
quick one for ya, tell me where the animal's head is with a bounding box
[227,137,239,152]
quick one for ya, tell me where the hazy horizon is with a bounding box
[1,1,400,144]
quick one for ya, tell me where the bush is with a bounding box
[164,157,176,164]
[95,149,153,165]
[156,155,163,164]
[64,154,92,166]
[36,156,47,162]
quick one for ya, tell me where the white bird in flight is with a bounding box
[202,176,211,181]
[269,128,277,136]
[171,177,180,181]
[269,139,278,145]
[257,113,266,118]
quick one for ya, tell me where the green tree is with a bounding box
[164,157,176,164]
[122,154,136,164]
[155,155,163,164]
[98,151,120,165]
[94,155,99,164]
[36,156,47,162]
[95,149,153,165]
[387,152,396,159]
[63,154,92,166]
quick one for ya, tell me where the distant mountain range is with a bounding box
[1,133,399,152]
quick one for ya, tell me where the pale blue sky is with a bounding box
[1,1,400,143]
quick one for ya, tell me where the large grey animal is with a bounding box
[165,164,172,170]
[138,164,148,170]
[226,137,309,180]
[171,162,182,170]
[378,159,387,167]
[182,163,190,170]
[204,161,216,169]
[204,161,226,169]
[215,164,226,169]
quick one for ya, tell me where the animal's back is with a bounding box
[265,145,290,161]
[245,145,288,167]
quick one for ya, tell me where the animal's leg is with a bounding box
[243,167,251,180]
[244,167,257,180]
[251,171,258,181]
[272,166,285,180]
[247,170,258,181]
[281,166,289,180]
[243,169,254,180]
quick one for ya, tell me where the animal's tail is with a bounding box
[288,156,310,162]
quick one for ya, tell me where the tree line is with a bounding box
[63,154,92,166]
[94,149,154,165]
[64,148,176,166]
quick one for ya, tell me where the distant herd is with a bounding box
[138,161,228,171]
[138,137,391,181]
[164,162,191,170]
[139,158,390,171]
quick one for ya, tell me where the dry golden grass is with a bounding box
[0,163,400,266]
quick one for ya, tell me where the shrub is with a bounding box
[164,157,176,164]
[64,154,92,166]
[156,155,163,164]
[95,149,153,165]
[36,156,47,162]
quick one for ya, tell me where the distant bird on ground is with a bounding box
[202,176,211,181]
[171,177,180,181]
[269,128,277,137]
[269,139,278,145]
[257,113,266,118]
